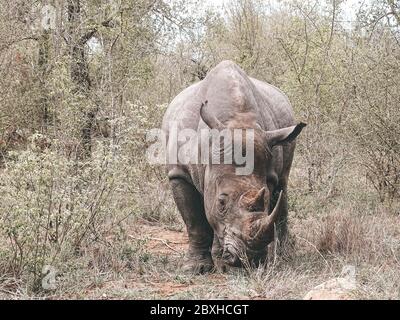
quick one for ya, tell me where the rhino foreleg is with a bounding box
[275,189,288,246]
[211,234,227,272]
[169,177,214,274]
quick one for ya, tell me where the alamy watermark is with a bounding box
[146,122,255,175]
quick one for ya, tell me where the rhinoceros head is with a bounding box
[200,101,306,266]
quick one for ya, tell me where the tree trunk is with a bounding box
[67,0,96,159]
[38,30,50,132]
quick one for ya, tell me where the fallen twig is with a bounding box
[128,235,182,254]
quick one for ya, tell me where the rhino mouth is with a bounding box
[222,245,267,267]
[221,235,264,267]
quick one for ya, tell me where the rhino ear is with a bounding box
[266,122,306,148]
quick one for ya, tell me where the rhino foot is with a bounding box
[182,254,214,274]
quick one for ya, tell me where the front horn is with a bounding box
[252,190,284,240]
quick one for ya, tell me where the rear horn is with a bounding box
[200,100,226,130]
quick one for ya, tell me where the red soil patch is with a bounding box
[129,223,188,255]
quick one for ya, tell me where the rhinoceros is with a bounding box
[162,60,305,273]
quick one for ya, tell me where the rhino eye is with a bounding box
[217,193,228,213]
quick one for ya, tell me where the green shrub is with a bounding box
[0,141,129,291]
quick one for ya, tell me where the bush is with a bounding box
[0,141,130,291]
[0,102,180,293]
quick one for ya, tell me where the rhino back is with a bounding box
[162,61,296,191]
[250,77,295,129]
[161,81,203,133]
[163,61,295,133]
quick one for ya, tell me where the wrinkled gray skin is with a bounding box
[162,61,305,273]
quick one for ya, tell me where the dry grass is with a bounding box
[0,152,399,300]
[1,208,398,299]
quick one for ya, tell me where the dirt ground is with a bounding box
[2,209,398,300]
[74,209,400,300]
[78,222,236,300]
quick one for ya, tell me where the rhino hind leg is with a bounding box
[169,177,214,274]
[275,144,296,256]
[274,188,295,257]
[275,188,289,246]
